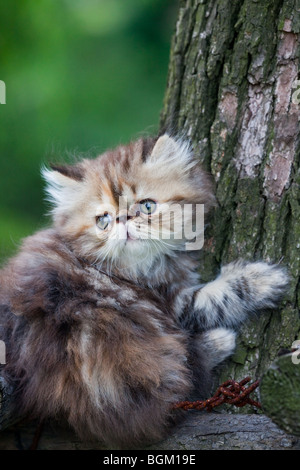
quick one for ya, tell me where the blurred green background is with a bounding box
[0,0,177,262]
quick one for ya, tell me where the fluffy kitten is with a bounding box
[0,135,288,448]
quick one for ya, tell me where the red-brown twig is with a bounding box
[172,376,261,411]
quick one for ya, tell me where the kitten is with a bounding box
[0,135,288,448]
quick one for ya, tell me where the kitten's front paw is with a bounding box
[191,260,289,330]
[224,261,289,309]
[201,328,236,368]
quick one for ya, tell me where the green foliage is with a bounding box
[0,0,177,262]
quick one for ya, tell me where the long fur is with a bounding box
[0,134,288,448]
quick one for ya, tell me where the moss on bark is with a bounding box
[260,353,300,436]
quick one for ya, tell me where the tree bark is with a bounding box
[1,414,300,450]
[160,0,300,393]
[260,352,300,436]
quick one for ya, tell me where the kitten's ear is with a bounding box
[151,135,180,159]
[42,163,84,187]
[49,164,84,183]
[148,134,195,170]
[42,163,85,208]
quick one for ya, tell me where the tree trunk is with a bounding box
[1,414,300,450]
[161,0,300,392]
[260,351,300,436]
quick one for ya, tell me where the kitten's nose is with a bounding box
[116,214,132,224]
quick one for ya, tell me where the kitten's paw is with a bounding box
[191,260,289,330]
[201,328,236,367]
[224,261,289,309]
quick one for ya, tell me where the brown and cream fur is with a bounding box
[0,135,288,448]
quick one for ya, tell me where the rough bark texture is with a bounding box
[160,0,300,398]
[260,352,300,436]
[1,0,300,450]
[0,414,300,450]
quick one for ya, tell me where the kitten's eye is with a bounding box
[139,199,157,215]
[96,213,113,230]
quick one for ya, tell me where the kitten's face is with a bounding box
[43,135,215,274]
